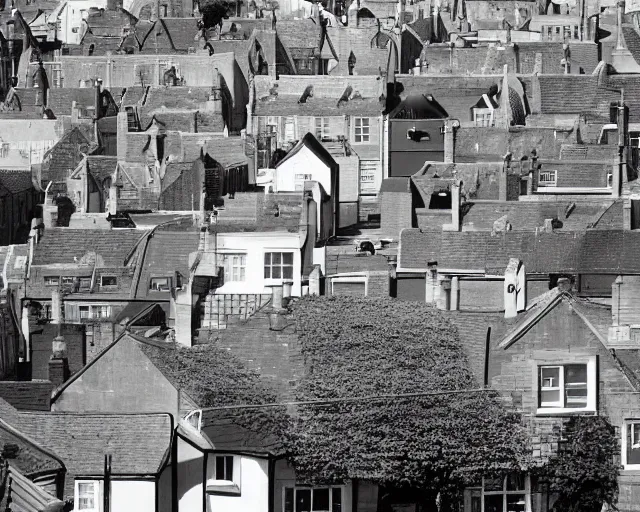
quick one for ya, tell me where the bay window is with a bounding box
[284,486,342,512]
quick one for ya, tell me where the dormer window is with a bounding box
[473,108,494,127]
[538,170,557,187]
[100,275,117,287]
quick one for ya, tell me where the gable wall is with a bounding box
[52,336,179,417]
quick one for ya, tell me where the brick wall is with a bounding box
[381,191,413,238]
[416,209,451,230]
[0,381,53,411]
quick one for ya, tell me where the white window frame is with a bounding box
[264,252,295,281]
[473,108,495,127]
[74,480,102,512]
[538,170,558,187]
[282,485,344,512]
[314,117,330,140]
[622,420,640,470]
[354,117,370,143]
[220,254,247,282]
[100,275,118,287]
[479,474,531,512]
[44,276,60,286]
[536,357,597,415]
[214,455,234,481]
[149,276,172,292]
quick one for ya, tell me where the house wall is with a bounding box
[215,233,303,296]
[110,480,156,512]
[276,146,334,196]
[177,437,204,512]
[58,0,109,45]
[389,119,446,177]
[158,464,173,512]
[205,455,269,512]
[52,336,180,417]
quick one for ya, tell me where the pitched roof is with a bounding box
[41,127,90,190]
[32,229,146,267]
[0,419,65,477]
[277,132,337,171]
[86,156,117,181]
[159,18,201,51]
[205,137,249,168]
[84,8,131,37]
[399,229,640,275]
[15,411,173,498]
[276,19,320,50]
[47,88,97,116]
[0,170,36,193]
[134,229,201,299]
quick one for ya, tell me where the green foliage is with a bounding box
[538,416,619,512]
[141,343,289,444]
[286,296,529,498]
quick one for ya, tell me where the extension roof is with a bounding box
[31,228,147,267]
[399,229,640,275]
[15,411,173,499]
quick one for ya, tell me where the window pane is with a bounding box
[264,267,271,279]
[540,367,560,388]
[283,253,293,264]
[283,266,293,280]
[312,488,330,511]
[506,473,525,491]
[297,489,312,512]
[506,494,526,512]
[628,423,640,464]
[540,390,560,404]
[272,253,282,264]
[216,456,225,479]
[332,488,342,512]
[484,477,503,492]
[565,387,588,408]
[272,267,281,279]
[484,494,503,512]
[264,253,271,265]
[285,488,294,512]
[225,456,233,480]
[565,364,587,385]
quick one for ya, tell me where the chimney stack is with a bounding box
[51,288,62,324]
[94,78,103,121]
[443,180,462,231]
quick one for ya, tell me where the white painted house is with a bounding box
[49,0,109,45]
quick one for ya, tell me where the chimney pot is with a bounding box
[270,284,284,309]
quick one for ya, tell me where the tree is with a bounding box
[537,416,619,512]
[286,296,530,511]
[199,0,235,29]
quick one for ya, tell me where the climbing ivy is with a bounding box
[537,416,619,512]
[285,296,530,509]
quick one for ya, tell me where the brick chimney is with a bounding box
[49,286,69,386]
[443,119,460,164]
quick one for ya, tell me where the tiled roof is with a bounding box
[276,19,320,50]
[0,170,35,193]
[255,96,383,116]
[32,229,146,267]
[356,0,397,18]
[205,137,249,168]
[400,229,640,275]
[0,419,64,477]
[47,88,97,116]
[85,9,131,36]
[138,109,198,132]
[214,193,304,233]
[162,162,195,191]
[134,229,201,299]
[159,18,201,51]
[121,86,149,106]
[86,156,117,182]
[41,127,90,192]
[325,253,390,275]
[15,411,173,499]
[623,24,640,68]
[143,86,216,110]
[538,75,600,115]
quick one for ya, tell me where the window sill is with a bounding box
[206,483,241,497]
[536,408,596,416]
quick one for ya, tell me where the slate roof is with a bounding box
[0,170,36,193]
[399,229,640,275]
[623,24,640,68]
[276,19,320,50]
[86,156,117,181]
[134,229,201,299]
[41,127,90,191]
[206,137,249,168]
[213,193,304,233]
[32,229,146,267]
[325,253,390,275]
[143,86,216,110]
[159,18,201,51]
[162,162,195,191]
[47,88,97,116]
[15,411,173,499]
[120,86,149,106]
[0,419,64,477]
[84,9,131,37]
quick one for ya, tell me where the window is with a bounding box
[44,276,60,286]
[62,276,76,286]
[295,174,312,181]
[538,170,557,187]
[76,481,100,511]
[354,117,370,143]
[264,252,294,280]
[315,117,330,140]
[100,276,117,287]
[221,254,246,282]
[161,4,168,16]
[537,360,597,413]
[215,455,234,481]
[623,420,640,469]
[79,306,90,319]
[284,486,342,512]
[79,277,91,290]
[482,474,528,512]
[149,277,172,291]
[473,108,494,127]
[91,305,111,319]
